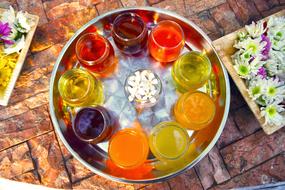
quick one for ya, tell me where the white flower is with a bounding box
[248,77,265,100]
[245,21,266,38]
[261,100,285,126]
[234,37,266,57]
[4,35,25,55]
[0,6,16,25]
[15,11,32,33]
[233,56,263,79]
[234,60,251,79]
[237,31,249,41]
[265,50,285,77]
[263,77,285,103]
[267,16,285,29]
[249,56,264,75]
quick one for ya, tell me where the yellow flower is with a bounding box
[0,65,12,87]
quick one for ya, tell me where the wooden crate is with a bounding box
[213,9,285,135]
[0,8,39,106]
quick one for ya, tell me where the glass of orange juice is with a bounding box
[174,91,216,130]
[108,128,149,169]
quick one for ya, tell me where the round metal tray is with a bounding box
[49,7,230,184]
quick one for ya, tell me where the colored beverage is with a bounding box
[172,51,212,92]
[58,68,104,107]
[148,20,185,63]
[149,121,189,161]
[174,91,216,130]
[73,106,115,144]
[108,128,149,169]
[76,33,115,75]
[112,13,148,55]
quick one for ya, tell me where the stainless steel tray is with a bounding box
[49,7,230,184]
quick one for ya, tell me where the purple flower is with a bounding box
[0,22,12,44]
[257,67,267,79]
[261,34,271,61]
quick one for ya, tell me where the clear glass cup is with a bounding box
[149,121,190,161]
[108,128,149,169]
[111,12,148,55]
[76,33,115,76]
[172,51,212,92]
[124,69,162,108]
[72,106,116,144]
[174,91,216,130]
[58,68,104,107]
[148,20,185,63]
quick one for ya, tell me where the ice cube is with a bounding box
[137,108,154,128]
[115,63,131,84]
[118,103,137,129]
[104,96,127,116]
[103,78,120,97]
[154,108,171,122]
[164,88,178,115]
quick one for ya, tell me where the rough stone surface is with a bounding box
[96,0,122,15]
[233,106,261,136]
[0,92,49,121]
[220,128,285,176]
[227,0,261,25]
[194,146,230,188]
[0,0,18,10]
[65,157,93,183]
[195,156,215,189]
[0,105,52,150]
[28,132,71,188]
[0,143,34,179]
[30,8,97,53]
[72,174,137,189]
[152,0,187,17]
[121,0,147,6]
[45,2,87,20]
[210,3,241,34]
[187,11,223,40]
[217,113,242,149]
[185,0,226,15]
[168,169,203,190]
[253,0,280,12]
[208,146,231,184]
[147,0,163,5]
[230,80,246,110]
[1,1,285,189]
[211,153,285,189]
[12,171,40,184]
[16,0,48,25]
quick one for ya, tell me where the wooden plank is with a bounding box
[0,8,39,106]
[213,9,285,135]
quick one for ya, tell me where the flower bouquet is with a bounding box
[213,9,285,134]
[232,16,285,128]
[0,7,39,106]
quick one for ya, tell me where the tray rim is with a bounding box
[213,9,285,135]
[0,8,39,106]
[49,6,230,184]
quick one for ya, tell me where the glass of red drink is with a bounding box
[72,106,116,144]
[111,13,148,55]
[76,33,115,75]
[148,20,185,63]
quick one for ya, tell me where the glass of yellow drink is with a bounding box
[149,121,190,161]
[171,51,212,92]
[58,68,104,107]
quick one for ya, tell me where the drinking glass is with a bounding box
[148,20,185,63]
[112,12,148,55]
